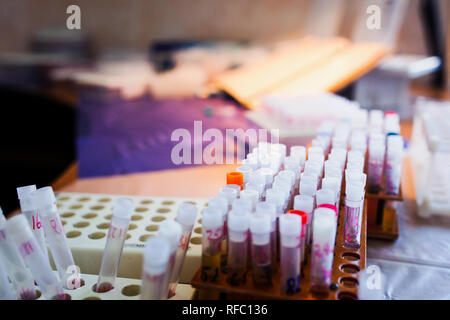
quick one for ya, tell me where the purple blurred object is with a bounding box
[77,93,261,178]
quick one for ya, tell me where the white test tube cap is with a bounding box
[143,236,170,274]
[255,202,277,221]
[345,170,367,187]
[218,185,239,205]
[290,146,306,162]
[316,188,336,206]
[232,198,252,214]
[280,214,301,241]
[240,189,259,211]
[294,194,314,214]
[277,170,296,186]
[258,167,274,186]
[236,165,253,184]
[348,150,363,163]
[33,186,56,210]
[112,197,134,220]
[346,184,364,202]
[176,203,198,227]
[314,207,336,222]
[158,220,182,253]
[322,177,339,192]
[202,207,223,229]
[208,196,228,216]
[227,211,250,233]
[250,214,271,235]
[17,185,37,200]
[249,171,265,186]
[300,179,317,197]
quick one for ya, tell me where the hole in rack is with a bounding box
[58,196,70,201]
[128,223,137,230]
[340,264,360,274]
[339,277,359,288]
[157,208,170,214]
[61,220,67,226]
[131,215,143,221]
[337,291,358,300]
[78,197,91,202]
[198,219,202,224]
[104,214,112,220]
[135,207,148,212]
[126,233,131,240]
[70,205,83,210]
[162,201,174,205]
[194,227,202,234]
[66,231,81,238]
[122,285,140,297]
[74,221,90,228]
[97,223,110,229]
[35,290,41,299]
[56,203,62,208]
[84,296,101,300]
[93,283,114,293]
[91,205,104,210]
[61,212,75,218]
[141,200,153,205]
[151,216,166,222]
[98,198,111,203]
[83,213,98,219]
[146,225,159,232]
[139,234,153,242]
[89,232,106,240]
[185,201,196,205]
[342,252,360,262]
[190,237,202,245]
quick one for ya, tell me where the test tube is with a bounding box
[279,214,301,295]
[316,189,336,208]
[4,215,65,300]
[0,210,36,300]
[140,237,170,300]
[250,214,272,286]
[208,196,229,268]
[255,202,277,273]
[290,146,306,168]
[367,133,385,193]
[96,197,133,292]
[226,211,250,285]
[385,135,403,195]
[158,220,182,299]
[227,172,244,190]
[201,207,223,282]
[293,194,314,247]
[343,185,365,248]
[310,208,337,296]
[0,258,14,300]
[239,189,259,212]
[168,203,198,296]
[17,185,49,261]
[33,187,79,289]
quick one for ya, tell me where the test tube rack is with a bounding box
[190,202,367,300]
[53,192,206,285]
[32,272,195,300]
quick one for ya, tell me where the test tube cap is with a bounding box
[287,210,308,225]
[316,188,336,207]
[280,214,301,236]
[250,213,271,234]
[176,202,198,227]
[346,184,364,202]
[231,198,252,214]
[143,237,170,274]
[208,196,228,216]
[218,185,239,205]
[314,207,336,222]
[322,176,339,192]
[228,211,250,232]
[240,189,259,210]
[293,194,314,214]
[17,185,37,200]
[33,186,56,210]
[158,220,182,252]
[226,172,243,189]
[202,207,223,229]
[299,179,317,197]
[112,197,134,220]
[255,202,277,221]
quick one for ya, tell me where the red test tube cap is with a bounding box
[317,203,338,217]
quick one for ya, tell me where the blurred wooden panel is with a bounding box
[214,37,349,107]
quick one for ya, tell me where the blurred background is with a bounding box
[0,0,448,214]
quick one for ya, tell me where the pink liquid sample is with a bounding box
[251,243,272,286]
[226,240,248,286]
[280,245,300,295]
[344,205,361,248]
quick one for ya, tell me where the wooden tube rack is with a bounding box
[191,202,367,300]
